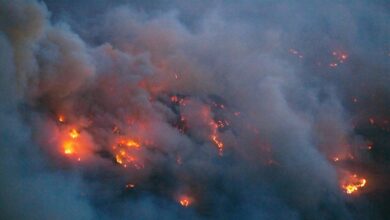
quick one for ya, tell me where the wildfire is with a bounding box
[216,119,229,128]
[125,140,140,148]
[61,128,81,156]
[332,51,348,63]
[126,183,135,188]
[170,95,186,105]
[329,50,348,68]
[178,195,192,207]
[113,138,143,168]
[209,120,224,155]
[58,114,65,123]
[69,128,79,139]
[63,141,75,155]
[341,174,367,194]
[115,151,139,168]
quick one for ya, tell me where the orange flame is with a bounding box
[63,141,75,155]
[58,115,65,123]
[209,121,224,155]
[125,140,140,148]
[178,195,192,207]
[113,138,142,168]
[69,128,79,139]
[62,128,80,155]
[60,127,84,159]
[341,174,367,194]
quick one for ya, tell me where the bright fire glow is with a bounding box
[61,127,82,157]
[178,195,192,207]
[125,140,140,148]
[341,174,367,194]
[58,115,65,122]
[69,128,79,139]
[113,139,143,168]
[329,51,348,68]
[289,48,304,58]
[332,51,348,63]
[209,120,224,155]
[63,141,75,155]
[126,183,135,188]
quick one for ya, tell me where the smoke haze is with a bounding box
[1,0,389,219]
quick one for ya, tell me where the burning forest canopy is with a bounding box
[0,0,389,219]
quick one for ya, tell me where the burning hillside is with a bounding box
[0,0,389,219]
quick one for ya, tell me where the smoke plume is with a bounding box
[1,0,389,219]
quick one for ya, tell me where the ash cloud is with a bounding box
[1,0,389,219]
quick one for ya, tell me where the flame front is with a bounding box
[59,127,86,161]
[62,128,80,155]
[341,174,367,194]
[124,140,140,148]
[69,128,79,139]
[113,138,143,168]
[63,141,75,155]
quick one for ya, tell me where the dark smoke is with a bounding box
[1,0,389,219]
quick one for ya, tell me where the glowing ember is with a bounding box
[211,135,224,154]
[125,140,140,148]
[331,51,348,63]
[341,174,367,194]
[209,121,224,155]
[60,126,87,159]
[69,128,79,139]
[63,141,75,155]
[288,48,304,58]
[178,196,192,207]
[113,139,143,168]
[171,95,179,103]
[58,115,65,123]
[126,183,135,188]
[334,52,348,62]
[61,128,80,155]
[216,119,229,128]
[170,95,185,105]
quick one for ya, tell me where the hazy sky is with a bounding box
[1,0,389,219]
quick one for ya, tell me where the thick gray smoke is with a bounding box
[1,0,389,219]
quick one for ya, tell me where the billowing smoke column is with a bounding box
[1,0,389,219]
